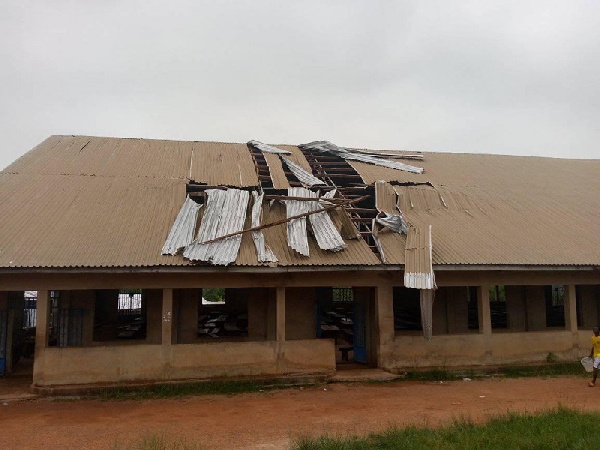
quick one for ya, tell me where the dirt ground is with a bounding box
[1,376,599,449]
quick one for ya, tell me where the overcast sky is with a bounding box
[1,1,599,169]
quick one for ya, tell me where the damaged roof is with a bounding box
[1,134,599,269]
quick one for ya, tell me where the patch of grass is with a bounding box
[403,369,462,382]
[293,408,600,449]
[97,379,272,401]
[397,361,586,384]
[499,362,585,379]
[113,433,201,450]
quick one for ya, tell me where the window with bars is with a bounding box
[48,291,84,347]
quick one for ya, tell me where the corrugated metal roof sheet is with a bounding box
[2,135,600,268]
[189,141,258,187]
[0,173,190,268]
[250,192,278,263]
[183,189,250,266]
[161,197,202,255]
[281,156,325,187]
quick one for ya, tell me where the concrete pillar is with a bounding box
[162,288,173,346]
[565,284,578,332]
[145,290,163,344]
[478,286,492,361]
[33,290,50,385]
[525,286,546,330]
[375,284,395,369]
[275,286,285,373]
[276,287,285,343]
[477,286,491,335]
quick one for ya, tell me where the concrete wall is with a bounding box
[64,290,95,346]
[382,334,489,368]
[33,339,335,386]
[506,285,527,331]
[578,285,599,329]
[432,287,470,335]
[145,289,163,344]
[285,288,316,340]
[175,289,199,344]
[491,331,577,363]
[525,285,547,331]
[381,330,580,370]
[23,277,600,387]
[247,288,275,341]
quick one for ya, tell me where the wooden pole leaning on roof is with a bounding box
[197,194,370,246]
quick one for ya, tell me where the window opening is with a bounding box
[48,291,84,347]
[489,285,508,329]
[93,289,147,341]
[23,291,37,328]
[393,287,422,331]
[467,286,479,330]
[198,288,248,340]
[545,285,565,328]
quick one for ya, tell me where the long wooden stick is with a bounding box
[196,195,369,246]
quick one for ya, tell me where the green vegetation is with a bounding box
[400,362,586,383]
[293,408,600,450]
[202,287,225,303]
[97,379,271,401]
[97,362,585,401]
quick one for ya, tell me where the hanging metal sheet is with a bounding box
[404,224,436,289]
[306,190,347,252]
[247,140,292,155]
[161,196,202,255]
[299,141,424,174]
[183,188,250,266]
[251,191,278,263]
[281,156,326,187]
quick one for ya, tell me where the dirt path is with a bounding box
[1,377,598,449]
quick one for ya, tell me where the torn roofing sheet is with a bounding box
[284,187,347,256]
[404,225,436,289]
[375,181,408,234]
[161,196,202,256]
[251,191,278,263]
[281,155,326,187]
[299,141,424,174]
[247,140,292,155]
[183,188,250,266]
[306,190,347,252]
[285,187,311,256]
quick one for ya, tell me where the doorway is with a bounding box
[316,287,371,366]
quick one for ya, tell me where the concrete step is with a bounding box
[330,368,402,383]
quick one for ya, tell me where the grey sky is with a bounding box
[1,1,599,169]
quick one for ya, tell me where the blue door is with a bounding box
[0,309,7,375]
[353,302,367,363]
